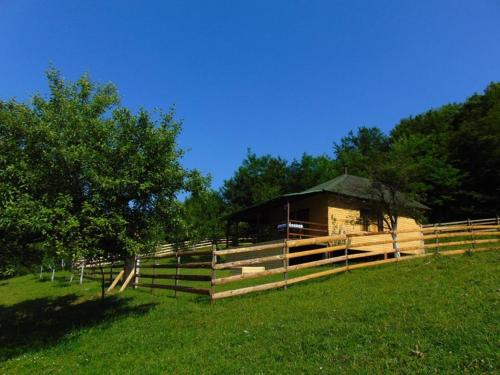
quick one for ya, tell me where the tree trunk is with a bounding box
[391,218,400,258]
[122,256,136,290]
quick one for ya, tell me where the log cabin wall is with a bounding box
[327,196,424,254]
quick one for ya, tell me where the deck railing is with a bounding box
[286,219,329,239]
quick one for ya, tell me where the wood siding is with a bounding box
[327,196,423,254]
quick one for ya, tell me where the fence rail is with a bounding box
[72,217,500,300]
[130,242,215,297]
[422,216,499,227]
[210,221,500,300]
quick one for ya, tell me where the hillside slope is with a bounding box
[1,251,499,374]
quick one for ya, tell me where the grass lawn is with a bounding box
[1,251,499,374]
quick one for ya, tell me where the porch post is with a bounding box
[225,220,231,248]
[286,200,290,240]
[256,213,261,242]
[235,221,239,246]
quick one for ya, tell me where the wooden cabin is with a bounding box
[225,174,429,270]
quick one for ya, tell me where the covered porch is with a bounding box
[224,192,329,246]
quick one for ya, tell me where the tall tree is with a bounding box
[334,127,390,176]
[448,83,500,218]
[390,83,500,220]
[0,69,202,287]
[364,136,430,257]
[182,188,225,242]
[221,150,289,211]
[288,153,340,192]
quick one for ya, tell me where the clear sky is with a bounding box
[1,1,499,189]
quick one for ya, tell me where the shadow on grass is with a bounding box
[0,294,157,361]
[133,286,211,303]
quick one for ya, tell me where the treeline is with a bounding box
[184,82,500,239]
[1,70,498,277]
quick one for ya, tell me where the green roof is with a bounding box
[287,174,377,198]
[226,174,429,221]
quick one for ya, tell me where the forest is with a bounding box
[186,81,500,240]
[1,70,499,276]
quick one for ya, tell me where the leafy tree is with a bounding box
[0,100,51,276]
[182,188,225,242]
[334,127,390,176]
[222,151,340,214]
[288,153,340,192]
[0,69,202,290]
[447,83,500,218]
[221,150,289,210]
[390,83,500,220]
[364,137,431,256]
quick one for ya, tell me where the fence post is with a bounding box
[418,224,424,255]
[467,218,476,252]
[80,261,85,284]
[39,265,43,279]
[51,266,55,282]
[283,239,288,290]
[174,251,180,297]
[345,235,351,271]
[434,224,440,254]
[211,243,217,300]
[152,254,157,292]
[69,262,74,283]
[384,229,388,259]
[134,258,140,288]
[109,260,113,284]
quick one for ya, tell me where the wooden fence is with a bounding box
[131,243,214,296]
[73,218,500,300]
[210,221,500,300]
[422,216,499,228]
[72,258,125,285]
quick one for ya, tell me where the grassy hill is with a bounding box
[1,251,499,374]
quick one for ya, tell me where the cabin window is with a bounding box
[360,209,384,232]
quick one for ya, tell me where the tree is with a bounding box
[288,153,340,192]
[447,83,500,218]
[0,69,202,296]
[390,84,500,220]
[182,188,225,242]
[364,137,430,257]
[334,127,390,176]
[221,150,289,211]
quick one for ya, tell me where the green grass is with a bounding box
[1,251,499,374]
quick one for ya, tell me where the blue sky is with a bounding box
[1,1,499,189]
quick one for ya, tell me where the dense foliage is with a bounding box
[391,83,500,220]
[221,150,339,211]
[217,83,500,226]
[1,70,498,275]
[182,187,226,241]
[0,70,201,277]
